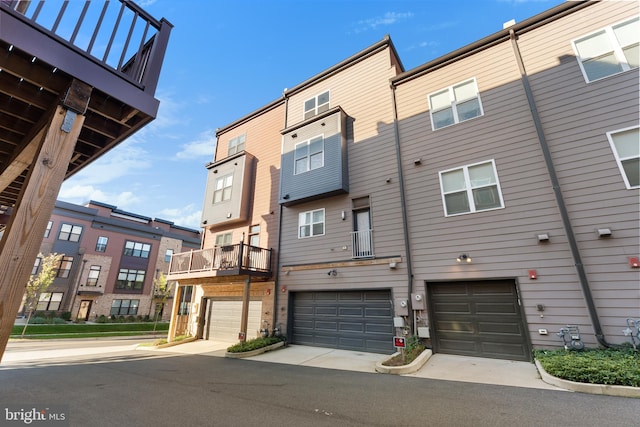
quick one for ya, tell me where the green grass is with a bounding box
[11,322,169,338]
[226,336,285,353]
[535,345,640,387]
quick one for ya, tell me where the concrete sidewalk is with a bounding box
[153,341,563,390]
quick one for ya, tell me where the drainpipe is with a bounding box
[390,84,415,334]
[272,94,289,335]
[509,29,611,347]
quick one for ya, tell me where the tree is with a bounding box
[152,272,173,331]
[21,253,63,336]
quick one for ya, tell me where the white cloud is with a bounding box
[58,184,140,209]
[351,12,414,34]
[157,204,202,229]
[174,130,216,160]
[68,141,151,185]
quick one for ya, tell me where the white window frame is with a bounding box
[228,134,246,156]
[439,159,505,217]
[213,174,233,204]
[428,78,484,130]
[606,126,640,189]
[58,223,83,242]
[294,135,324,175]
[298,208,325,239]
[215,233,233,246]
[44,221,53,238]
[303,90,330,120]
[124,241,151,258]
[572,16,639,83]
[86,265,101,287]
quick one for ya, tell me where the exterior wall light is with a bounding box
[456,254,472,263]
[327,269,337,276]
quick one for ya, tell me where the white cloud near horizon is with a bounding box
[174,130,217,160]
[351,12,414,34]
[158,204,202,229]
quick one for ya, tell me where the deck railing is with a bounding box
[1,0,172,94]
[169,244,273,276]
[351,229,374,259]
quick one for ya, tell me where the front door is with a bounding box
[77,300,92,321]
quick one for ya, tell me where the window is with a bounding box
[124,241,151,258]
[116,269,146,290]
[165,249,174,263]
[428,78,483,130]
[32,256,42,276]
[607,126,639,189]
[178,286,193,315]
[304,91,330,120]
[58,223,83,242]
[298,208,325,238]
[110,299,139,316]
[56,256,74,278]
[95,236,108,252]
[294,136,324,174]
[248,224,260,247]
[213,174,233,203]
[37,292,63,311]
[573,17,639,82]
[439,160,505,216]
[86,265,101,287]
[228,134,246,156]
[215,233,233,246]
[44,221,53,238]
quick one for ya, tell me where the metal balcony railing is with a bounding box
[1,0,172,94]
[351,229,374,259]
[169,243,273,276]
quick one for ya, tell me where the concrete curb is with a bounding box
[535,360,640,398]
[225,341,285,359]
[375,349,433,374]
[143,336,198,349]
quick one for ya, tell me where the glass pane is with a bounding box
[318,91,329,106]
[304,98,315,112]
[309,137,323,154]
[121,300,130,308]
[456,98,481,121]
[441,169,466,192]
[622,158,640,187]
[312,223,324,236]
[312,210,324,222]
[224,175,233,187]
[430,90,451,111]
[295,143,308,158]
[575,31,612,59]
[50,293,62,302]
[215,178,224,190]
[613,17,639,48]
[583,53,622,81]
[622,43,639,68]
[295,158,308,174]
[468,162,496,187]
[299,225,310,238]
[612,128,640,158]
[453,80,476,102]
[445,192,470,215]
[432,108,454,129]
[473,186,501,210]
[222,187,232,200]
[213,191,222,203]
[310,152,323,170]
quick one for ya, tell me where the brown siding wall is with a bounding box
[394,1,639,347]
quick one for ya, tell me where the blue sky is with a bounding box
[58,0,563,229]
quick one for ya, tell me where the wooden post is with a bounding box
[167,284,183,342]
[0,80,91,361]
[239,276,251,343]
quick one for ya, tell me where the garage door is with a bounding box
[292,290,394,354]
[205,300,262,342]
[428,280,530,361]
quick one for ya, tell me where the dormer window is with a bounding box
[304,91,330,120]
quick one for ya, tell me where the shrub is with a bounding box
[52,317,67,324]
[226,336,286,353]
[28,316,47,324]
[60,311,72,321]
[382,336,426,366]
[126,315,136,322]
[535,344,640,387]
[96,315,108,323]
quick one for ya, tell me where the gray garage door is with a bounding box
[428,280,530,361]
[291,290,394,354]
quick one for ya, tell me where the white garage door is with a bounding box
[205,300,263,342]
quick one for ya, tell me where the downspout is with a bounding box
[509,29,611,347]
[390,83,415,334]
[272,94,289,335]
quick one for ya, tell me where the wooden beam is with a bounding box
[0,81,90,361]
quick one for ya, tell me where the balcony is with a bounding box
[351,229,374,259]
[168,243,273,281]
